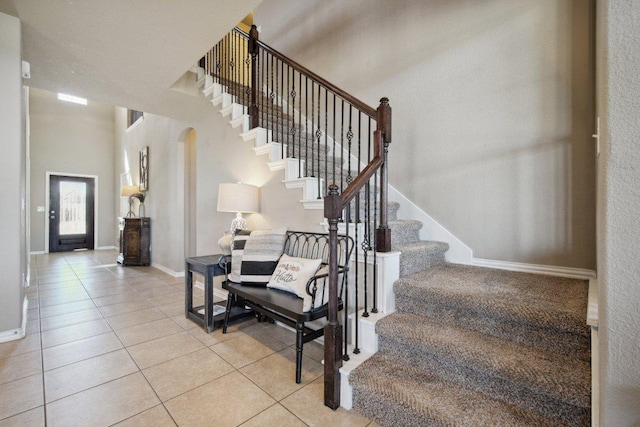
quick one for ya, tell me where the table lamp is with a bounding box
[217,183,259,253]
[120,185,139,217]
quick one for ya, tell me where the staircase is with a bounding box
[197,26,592,424]
[349,264,591,426]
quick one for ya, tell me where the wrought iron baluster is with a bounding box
[290,68,296,160]
[324,88,328,198]
[332,94,336,190]
[315,84,322,198]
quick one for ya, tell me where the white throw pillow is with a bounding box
[267,254,323,312]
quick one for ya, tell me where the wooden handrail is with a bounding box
[239,25,377,119]
[324,130,384,217]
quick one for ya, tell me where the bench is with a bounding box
[221,230,353,383]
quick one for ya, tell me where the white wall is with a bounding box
[114,83,324,274]
[597,1,640,425]
[0,12,27,337]
[29,87,116,252]
[254,0,596,269]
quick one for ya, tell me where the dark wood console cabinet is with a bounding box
[117,217,151,266]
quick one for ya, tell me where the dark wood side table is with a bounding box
[184,255,252,332]
[117,217,151,266]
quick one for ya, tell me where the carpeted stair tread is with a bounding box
[376,312,590,409]
[394,264,589,337]
[350,353,564,427]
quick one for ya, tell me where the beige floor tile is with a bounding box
[38,291,91,308]
[281,378,371,427]
[74,271,114,281]
[45,372,160,427]
[127,331,205,369]
[161,276,184,285]
[303,340,325,364]
[146,291,184,307]
[39,299,97,319]
[127,279,171,291]
[187,326,237,347]
[169,315,199,331]
[115,317,183,347]
[44,349,138,403]
[42,332,122,371]
[36,280,82,292]
[98,299,153,317]
[0,334,40,359]
[240,347,323,400]
[0,374,44,421]
[40,308,103,332]
[112,404,176,427]
[258,322,297,345]
[0,351,42,385]
[0,406,45,427]
[142,348,234,401]
[26,321,41,335]
[156,302,184,317]
[211,332,289,369]
[37,276,78,285]
[106,307,167,330]
[86,285,136,299]
[41,319,112,348]
[136,284,180,299]
[37,285,85,299]
[165,371,275,427]
[27,309,39,322]
[81,278,128,290]
[92,292,143,308]
[240,404,307,427]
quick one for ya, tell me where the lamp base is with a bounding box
[229,213,248,247]
[218,232,231,255]
[126,197,136,217]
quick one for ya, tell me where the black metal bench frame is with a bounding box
[221,230,353,383]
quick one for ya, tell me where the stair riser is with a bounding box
[390,226,420,246]
[397,251,445,277]
[377,335,590,426]
[394,294,590,360]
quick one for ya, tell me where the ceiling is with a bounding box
[0,0,262,121]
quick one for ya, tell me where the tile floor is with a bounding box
[0,250,378,427]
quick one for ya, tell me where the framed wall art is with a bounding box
[139,146,149,191]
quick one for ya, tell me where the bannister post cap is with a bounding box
[379,97,389,105]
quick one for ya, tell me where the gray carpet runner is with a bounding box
[208,79,591,425]
[350,264,591,427]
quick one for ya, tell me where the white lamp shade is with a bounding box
[120,185,139,198]
[217,183,259,213]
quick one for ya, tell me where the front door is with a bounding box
[49,175,95,252]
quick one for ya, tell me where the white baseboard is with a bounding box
[95,246,117,251]
[471,258,597,280]
[151,263,185,278]
[30,251,45,255]
[0,297,28,344]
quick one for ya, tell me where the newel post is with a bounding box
[323,184,343,410]
[248,24,259,129]
[376,97,392,252]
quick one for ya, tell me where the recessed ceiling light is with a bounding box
[57,93,87,105]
